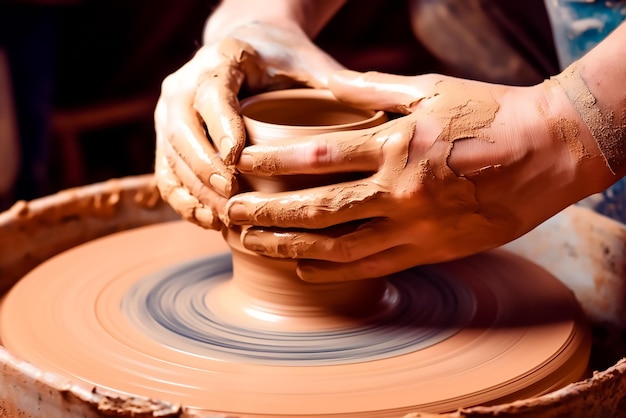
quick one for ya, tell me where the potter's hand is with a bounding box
[154,21,344,229]
[226,70,613,282]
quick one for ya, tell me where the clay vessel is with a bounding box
[213,89,389,331]
[240,88,386,192]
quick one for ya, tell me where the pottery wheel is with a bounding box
[0,221,590,417]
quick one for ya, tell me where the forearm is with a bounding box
[554,22,626,181]
[203,0,346,43]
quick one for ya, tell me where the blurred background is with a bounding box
[0,0,218,210]
[0,0,556,211]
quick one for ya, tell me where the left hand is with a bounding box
[154,21,344,230]
[225,70,609,282]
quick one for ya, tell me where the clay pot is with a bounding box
[240,88,386,141]
[239,88,387,192]
[218,89,389,330]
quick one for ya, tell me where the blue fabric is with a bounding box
[578,177,626,224]
[545,0,626,67]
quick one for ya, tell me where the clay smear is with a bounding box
[552,63,626,174]
[423,78,500,181]
[430,79,499,146]
[535,80,589,164]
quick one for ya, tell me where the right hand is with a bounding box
[154,22,344,229]
[225,70,612,282]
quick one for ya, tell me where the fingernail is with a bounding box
[209,174,231,196]
[220,136,234,155]
[237,151,254,171]
[227,202,251,224]
[296,263,319,282]
[242,230,267,254]
[194,207,221,230]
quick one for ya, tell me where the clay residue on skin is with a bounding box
[228,181,379,227]
[552,63,626,174]
[536,82,589,164]
[411,79,517,231]
[154,150,220,229]
[194,38,252,166]
[426,78,500,176]
[230,91,389,228]
[235,76,505,228]
[227,76,521,263]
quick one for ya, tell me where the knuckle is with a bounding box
[358,257,389,278]
[304,205,327,225]
[194,75,218,102]
[303,140,336,167]
[160,74,178,95]
[330,235,361,262]
[275,240,298,258]
[195,206,221,230]
[187,178,207,201]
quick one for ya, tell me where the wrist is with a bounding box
[203,20,302,48]
[203,0,345,45]
[539,74,618,195]
[465,83,612,233]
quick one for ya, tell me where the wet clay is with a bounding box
[239,88,386,193]
[216,89,392,326]
[421,78,505,224]
[0,221,591,416]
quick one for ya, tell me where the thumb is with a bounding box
[329,70,428,115]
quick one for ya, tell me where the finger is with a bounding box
[167,93,237,198]
[241,218,403,261]
[296,245,425,283]
[165,154,229,226]
[226,180,391,228]
[154,148,222,230]
[194,40,252,166]
[160,131,228,212]
[329,70,429,114]
[236,123,397,175]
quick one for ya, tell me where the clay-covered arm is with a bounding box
[154,0,345,230]
[555,21,626,178]
[223,23,626,283]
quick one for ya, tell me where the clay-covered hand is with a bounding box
[225,70,613,282]
[154,22,343,229]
